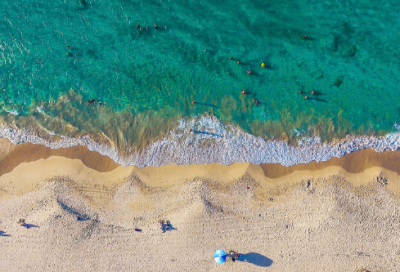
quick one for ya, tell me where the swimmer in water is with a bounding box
[254,99,259,105]
[241,90,246,94]
[192,100,196,104]
[154,23,158,29]
[247,70,252,74]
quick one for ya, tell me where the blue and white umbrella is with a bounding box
[213,249,227,263]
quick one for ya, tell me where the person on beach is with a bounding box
[229,250,241,262]
[165,220,170,230]
[160,220,165,232]
[18,218,25,226]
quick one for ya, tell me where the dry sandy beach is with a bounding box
[0,138,400,271]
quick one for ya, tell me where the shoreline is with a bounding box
[2,115,400,169]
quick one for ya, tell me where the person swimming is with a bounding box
[154,23,158,29]
[192,100,196,104]
[247,70,251,74]
[254,99,259,105]
[241,90,246,94]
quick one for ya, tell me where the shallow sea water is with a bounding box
[0,0,400,162]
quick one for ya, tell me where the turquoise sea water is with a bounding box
[1,0,400,155]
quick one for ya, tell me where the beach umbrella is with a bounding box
[213,249,227,263]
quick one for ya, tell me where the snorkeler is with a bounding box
[154,23,158,29]
[254,99,259,105]
[241,90,246,94]
[247,70,252,74]
[192,100,196,104]
[298,90,302,93]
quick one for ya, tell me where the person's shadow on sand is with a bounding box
[23,224,40,229]
[238,252,273,267]
[0,231,11,237]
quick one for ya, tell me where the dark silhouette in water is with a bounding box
[304,95,327,102]
[78,0,87,9]
[254,98,267,105]
[302,35,315,40]
[241,90,255,95]
[310,90,325,96]
[309,97,327,102]
[87,98,104,106]
[191,100,219,108]
[189,129,221,137]
[333,79,343,87]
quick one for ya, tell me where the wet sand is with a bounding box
[0,138,399,271]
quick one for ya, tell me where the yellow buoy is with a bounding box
[261,63,265,68]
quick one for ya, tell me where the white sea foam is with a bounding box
[1,115,400,168]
